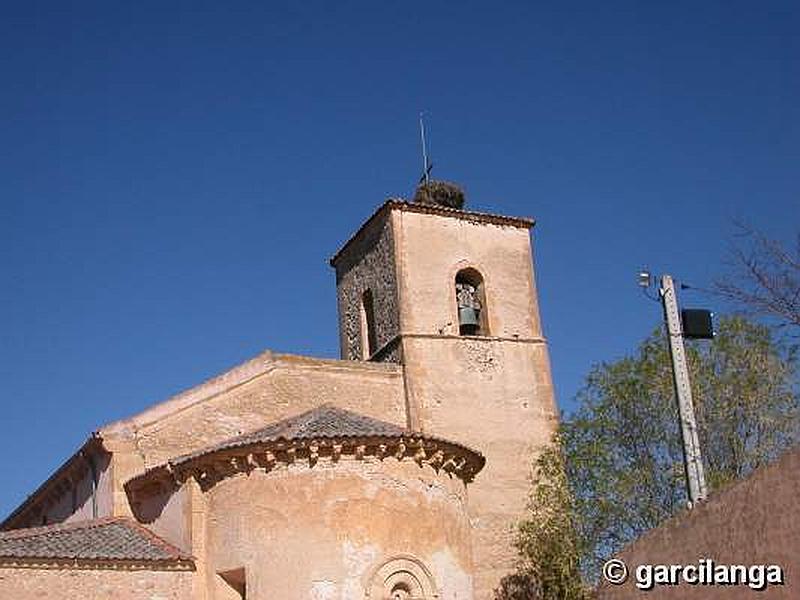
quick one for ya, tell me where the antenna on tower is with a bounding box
[419,112,433,184]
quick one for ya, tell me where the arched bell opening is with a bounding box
[455,268,488,336]
[360,288,378,359]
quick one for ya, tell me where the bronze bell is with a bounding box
[459,306,480,327]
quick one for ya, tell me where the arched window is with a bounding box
[455,268,487,336]
[360,289,378,359]
[365,556,438,599]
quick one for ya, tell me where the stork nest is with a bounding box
[413,180,465,210]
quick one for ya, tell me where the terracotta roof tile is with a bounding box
[126,404,486,491]
[173,403,407,465]
[0,517,191,563]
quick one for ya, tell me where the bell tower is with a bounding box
[330,184,558,598]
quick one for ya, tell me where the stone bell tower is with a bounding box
[330,182,559,598]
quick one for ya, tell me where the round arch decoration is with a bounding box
[364,555,439,599]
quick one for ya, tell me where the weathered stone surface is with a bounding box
[333,211,401,362]
[0,567,192,600]
[3,198,559,600]
[203,458,474,599]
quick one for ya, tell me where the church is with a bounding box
[0,185,558,599]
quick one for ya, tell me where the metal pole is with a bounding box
[419,113,430,185]
[660,275,708,506]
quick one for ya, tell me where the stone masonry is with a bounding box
[1,197,558,600]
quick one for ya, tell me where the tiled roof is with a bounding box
[173,403,407,465]
[126,404,486,492]
[0,517,192,564]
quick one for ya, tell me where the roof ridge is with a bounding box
[0,516,126,539]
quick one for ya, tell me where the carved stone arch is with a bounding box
[364,554,439,599]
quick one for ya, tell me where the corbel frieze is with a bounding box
[126,435,484,498]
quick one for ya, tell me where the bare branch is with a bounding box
[714,224,800,332]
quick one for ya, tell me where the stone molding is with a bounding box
[126,434,485,498]
[330,200,535,268]
[0,557,194,571]
[364,554,439,599]
[367,332,547,366]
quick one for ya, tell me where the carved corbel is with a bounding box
[376,444,388,459]
[254,450,276,470]
[394,442,406,460]
[442,455,458,472]
[426,450,445,469]
[332,443,343,462]
[308,443,319,467]
[355,444,366,460]
[245,453,258,472]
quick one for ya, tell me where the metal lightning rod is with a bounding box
[419,113,432,184]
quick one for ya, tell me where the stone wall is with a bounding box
[596,446,800,600]
[333,211,401,362]
[202,456,474,600]
[113,354,405,470]
[0,566,193,600]
[390,209,543,340]
[390,207,558,598]
[9,449,113,530]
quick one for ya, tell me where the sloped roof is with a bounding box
[0,517,192,566]
[3,352,402,531]
[126,404,486,492]
[173,403,408,465]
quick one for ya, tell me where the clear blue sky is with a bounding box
[1,1,797,519]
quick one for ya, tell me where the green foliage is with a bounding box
[496,440,587,600]
[502,315,798,593]
[565,315,798,579]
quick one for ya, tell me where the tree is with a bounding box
[715,225,800,334]
[503,315,798,589]
[566,315,797,579]
[496,440,587,600]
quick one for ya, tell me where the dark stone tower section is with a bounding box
[331,210,401,363]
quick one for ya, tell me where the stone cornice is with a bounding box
[126,433,485,498]
[330,199,535,268]
[0,557,195,571]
